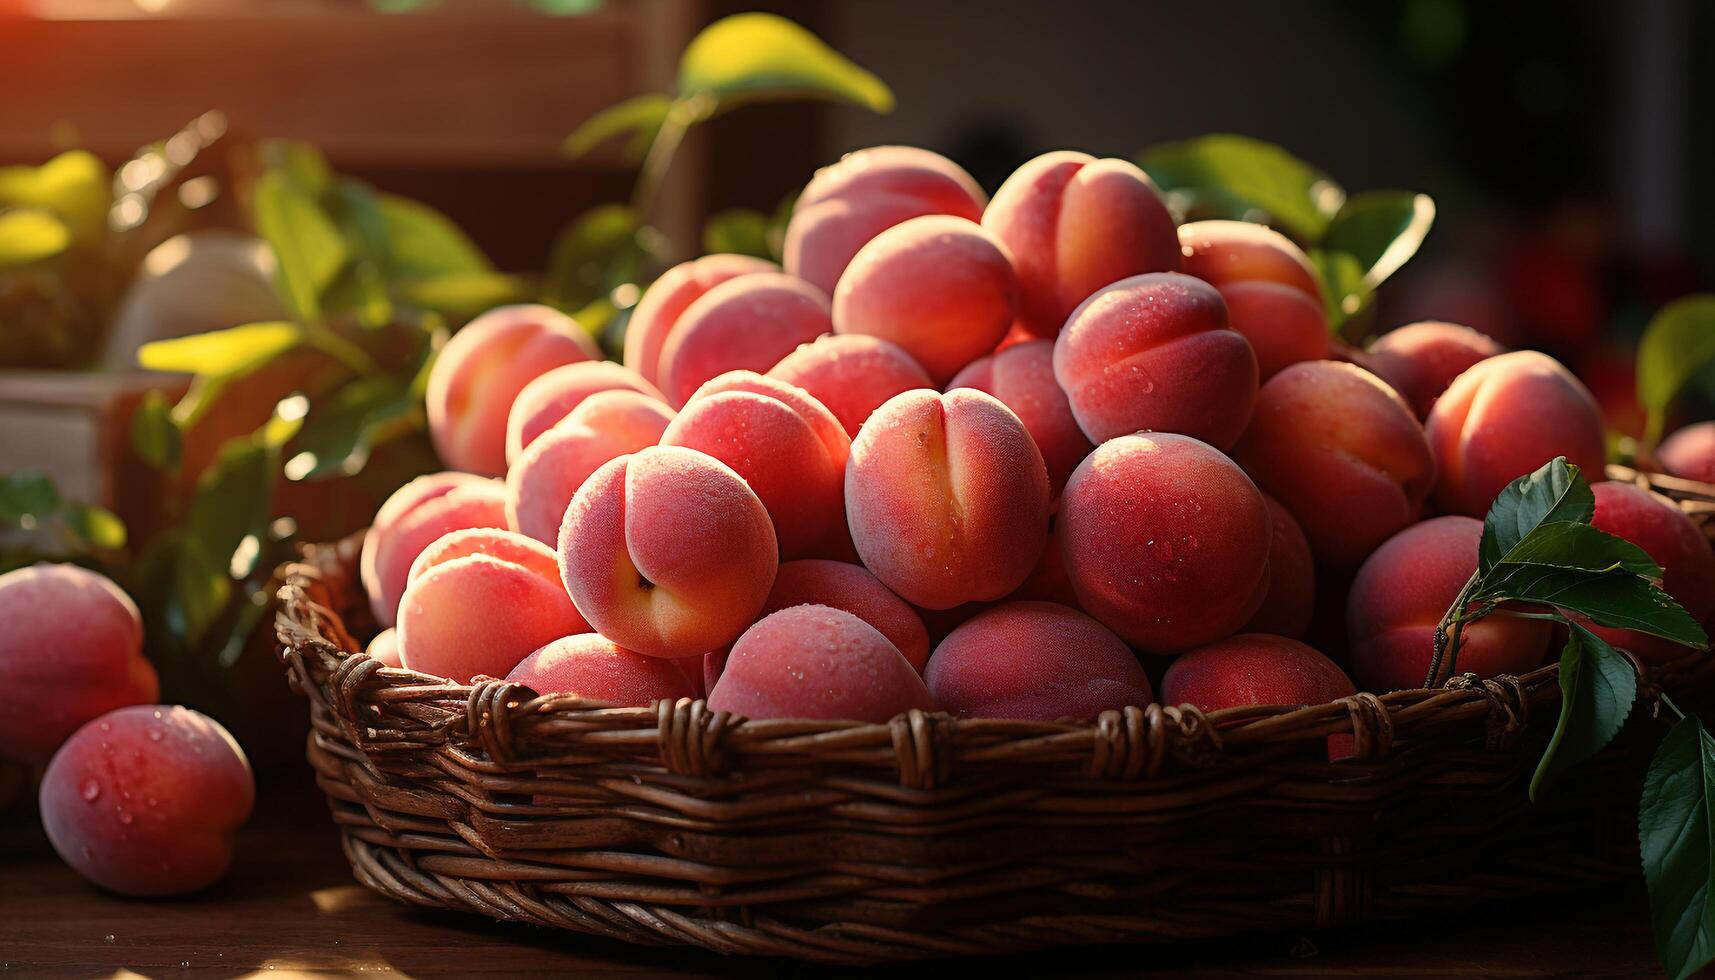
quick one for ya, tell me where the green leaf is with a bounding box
[677,13,894,114]
[1530,624,1636,801]
[0,471,62,525]
[137,321,303,378]
[285,376,417,480]
[399,272,531,321]
[0,209,72,265]
[1493,521,1660,579]
[378,194,492,278]
[1321,191,1435,291]
[173,535,231,648]
[1139,134,1341,243]
[327,179,392,270]
[253,170,349,323]
[543,204,650,310]
[130,389,183,470]
[1480,458,1593,574]
[1640,715,1715,980]
[1307,247,1369,334]
[257,140,332,198]
[1638,295,1715,445]
[0,150,110,243]
[63,502,127,550]
[563,92,673,161]
[1480,566,1707,648]
[701,207,771,258]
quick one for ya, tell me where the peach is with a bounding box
[505,390,674,544]
[1245,496,1316,638]
[1053,272,1258,449]
[1348,516,1554,691]
[40,705,253,896]
[1177,220,1329,379]
[1160,634,1356,758]
[1585,480,1715,662]
[1234,361,1435,567]
[707,605,933,722]
[425,304,601,475]
[983,150,1182,337]
[558,446,778,658]
[397,550,588,683]
[1364,321,1505,418]
[359,473,508,628]
[661,372,850,558]
[762,559,930,671]
[845,389,1051,609]
[1659,422,1715,484]
[1008,519,1081,608]
[1425,351,1606,517]
[783,145,987,297]
[622,253,777,389]
[406,526,567,591]
[657,273,833,407]
[767,333,932,437]
[504,360,665,465]
[948,339,1093,494]
[831,215,1019,384]
[0,564,157,764]
[506,634,698,705]
[925,601,1153,721]
[366,628,402,668]
[1059,433,1271,652]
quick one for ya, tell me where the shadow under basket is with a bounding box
[274,465,1715,964]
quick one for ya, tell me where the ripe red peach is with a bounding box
[406,526,567,591]
[661,372,850,558]
[1245,496,1316,638]
[506,634,698,705]
[657,273,833,407]
[1659,422,1715,484]
[925,601,1153,721]
[948,339,1093,494]
[398,549,589,683]
[1425,351,1606,518]
[1234,361,1435,567]
[359,473,508,628]
[504,360,665,465]
[1364,321,1505,418]
[845,389,1051,609]
[762,559,930,671]
[832,215,1019,384]
[622,253,777,389]
[767,333,932,437]
[1161,634,1356,758]
[707,605,933,722]
[425,304,601,476]
[1059,433,1271,652]
[505,390,674,544]
[40,705,253,896]
[1053,272,1258,449]
[0,564,157,764]
[983,150,1181,337]
[1585,481,1715,662]
[1177,220,1329,380]
[558,446,778,658]
[1348,516,1554,691]
[783,145,987,297]
[366,628,402,668]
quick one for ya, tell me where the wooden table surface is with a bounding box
[0,766,1670,978]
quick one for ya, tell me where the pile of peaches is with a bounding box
[365,145,1715,728]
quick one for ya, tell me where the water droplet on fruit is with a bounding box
[98,721,111,733]
[116,809,134,826]
[80,780,101,802]
[146,797,158,808]
[152,709,163,720]
[146,726,164,742]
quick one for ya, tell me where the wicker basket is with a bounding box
[274,465,1715,964]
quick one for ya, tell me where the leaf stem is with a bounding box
[304,323,378,376]
[628,96,708,228]
[1426,570,1482,687]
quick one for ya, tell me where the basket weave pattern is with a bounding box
[275,466,1715,963]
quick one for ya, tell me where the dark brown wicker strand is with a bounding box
[275,464,1715,963]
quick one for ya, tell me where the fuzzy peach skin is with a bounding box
[397,552,588,683]
[657,273,834,407]
[1177,220,1329,380]
[1658,421,1715,484]
[1583,481,1715,663]
[845,389,1051,609]
[622,253,778,389]
[767,333,933,438]
[1363,321,1505,419]
[425,304,601,476]
[366,628,402,668]
[783,145,987,298]
[40,705,253,897]
[407,526,568,593]
[1059,433,1271,652]
[831,215,1020,385]
[707,605,933,722]
[1160,634,1356,758]
[1245,496,1316,638]
[982,150,1181,338]
[1425,351,1606,518]
[359,473,508,629]
[506,634,698,705]
[925,601,1153,721]
[1008,519,1081,608]
[1234,360,1435,568]
[558,446,778,658]
[1053,272,1258,449]
[1348,516,1554,691]
[504,360,666,465]
[0,564,158,765]
[762,559,930,672]
[948,339,1093,495]
[506,390,674,544]
[661,372,850,559]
